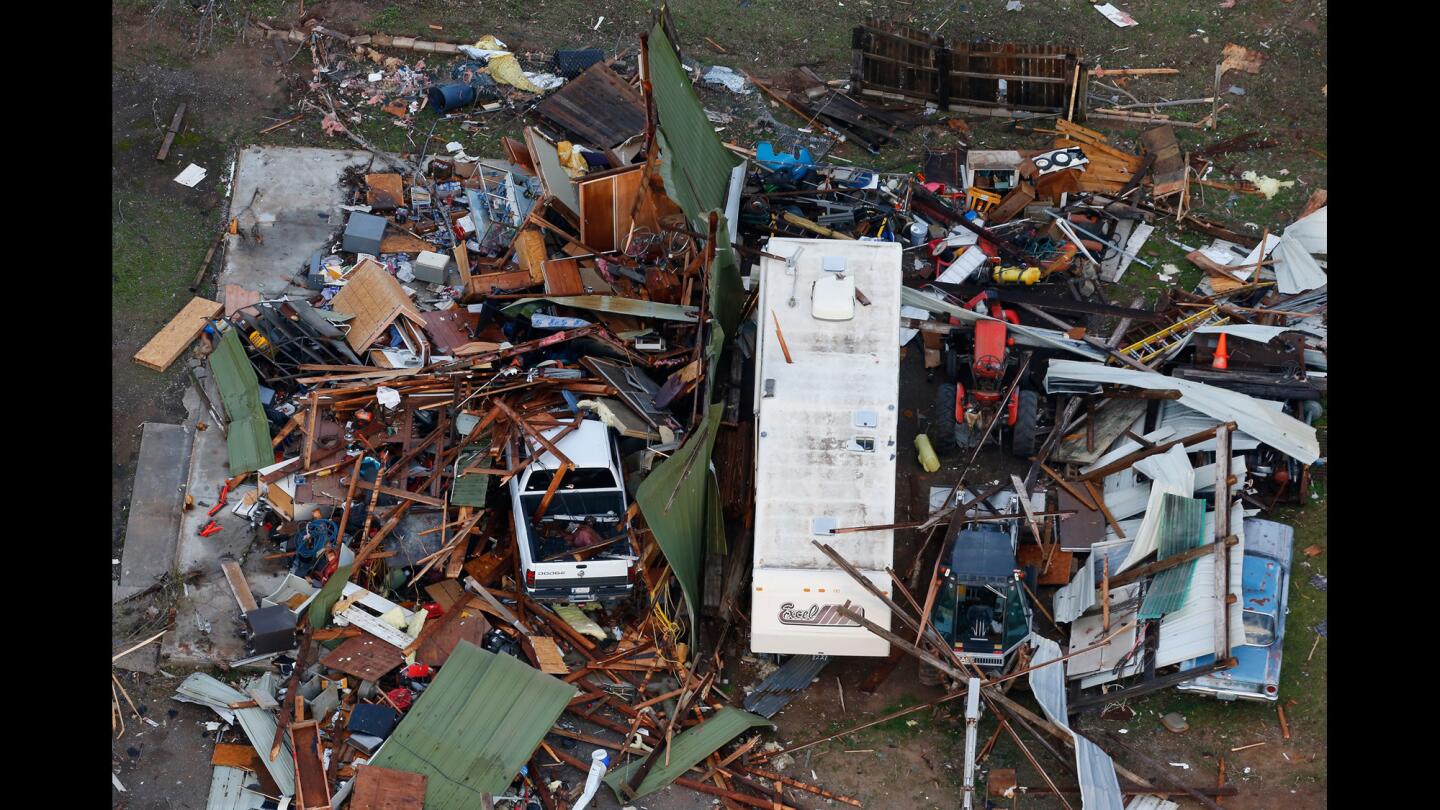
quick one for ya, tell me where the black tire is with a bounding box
[1011,390,1040,458]
[933,384,960,454]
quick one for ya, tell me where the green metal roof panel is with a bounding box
[451,473,489,507]
[210,328,272,474]
[368,641,577,806]
[604,706,772,801]
[647,23,739,227]
[1138,493,1207,620]
[635,402,725,632]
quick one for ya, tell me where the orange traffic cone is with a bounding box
[1212,333,1230,369]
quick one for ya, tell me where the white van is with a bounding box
[506,417,636,602]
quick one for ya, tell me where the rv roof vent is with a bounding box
[811,274,855,321]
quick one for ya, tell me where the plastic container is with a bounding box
[915,433,941,473]
[427,83,477,114]
[910,219,929,247]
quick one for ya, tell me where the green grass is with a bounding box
[112,190,213,314]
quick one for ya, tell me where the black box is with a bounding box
[244,605,297,656]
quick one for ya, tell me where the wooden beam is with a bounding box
[1083,479,1125,539]
[1108,535,1238,588]
[1213,423,1233,664]
[156,103,187,161]
[1039,464,1097,511]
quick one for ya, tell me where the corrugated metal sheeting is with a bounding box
[1029,635,1125,810]
[1126,796,1180,810]
[604,707,773,801]
[646,24,739,230]
[1043,360,1319,464]
[207,766,268,810]
[1115,446,1195,573]
[903,286,1107,362]
[743,655,831,717]
[174,672,296,796]
[1155,504,1247,667]
[1137,494,1206,620]
[367,641,577,807]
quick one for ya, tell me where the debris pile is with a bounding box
[120,8,1324,809]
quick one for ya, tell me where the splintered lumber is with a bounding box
[156,103,187,161]
[733,765,861,807]
[133,297,223,371]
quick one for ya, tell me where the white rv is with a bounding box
[750,238,902,657]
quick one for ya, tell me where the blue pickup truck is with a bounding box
[1175,517,1294,702]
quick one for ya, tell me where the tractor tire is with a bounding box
[933,384,960,454]
[1011,390,1041,458]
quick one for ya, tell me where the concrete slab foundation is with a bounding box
[114,422,193,604]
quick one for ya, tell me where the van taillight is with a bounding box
[627,565,636,584]
[526,569,536,587]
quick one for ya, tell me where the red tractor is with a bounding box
[933,292,1041,458]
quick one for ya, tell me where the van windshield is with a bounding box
[526,467,619,492]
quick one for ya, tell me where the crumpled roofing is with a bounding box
[1043,360,1319,464]
[604,706,772,801]
[367,641,576,807]
[1029,635,1125,810]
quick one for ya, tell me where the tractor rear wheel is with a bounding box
[933,384,960,454]
[1011,390,1040,458]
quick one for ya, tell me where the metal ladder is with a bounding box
[1118,305,1230,365]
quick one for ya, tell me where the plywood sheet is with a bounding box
[212,742,262,770]
[420,309,474,354]
[424,579,467,611]
[378,231,439,254]
[350,764,428,810]
[1056,488,1107,551]
[1141,125,1186,198]
[211,744,282,797]
[133,296,222,371]
[365,173,405,210]
[330,258,426,352]
[1016,543,1075,586]
[531,635,569,675]
[513,228,548,284]
[579,166,643,251]
[414,598,491,666]
[543,257,586,296]
[321,631,405,681]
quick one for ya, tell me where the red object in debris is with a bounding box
[1212,333,1230,369]
[207,483,231,517]
[405,664,434,679]
[387,688,413,711]
[422,602,445,620]
[198,520,224,537]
